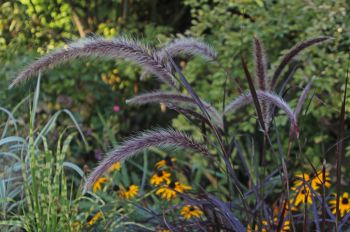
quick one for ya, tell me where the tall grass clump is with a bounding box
[10,34,350,231]
[0,77,88,231]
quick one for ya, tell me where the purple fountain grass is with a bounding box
[253,37,268,91]
[294,78,314,118]
[126,91,200,105]
[10,37,178,89]
[166,103,212,126]
[253,37,270,129]
[140,37,216,80]
[126,91,223,129]
[158,37,217,62]
[270,36,332,89]
[83,129,210,192]
[224,90,298,136]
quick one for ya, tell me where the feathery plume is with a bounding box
[253,37,269,129]
[224,90,297,131]
[271,36,332,89]
[140,38,216,81]
[158,37,217,62]
[126,91,197,105]
[253,37,268,91]
[294,78,314,118]
[126,91,223,129]
[166,103,211,126]
[83,129,209,192]
[11,37,178,88]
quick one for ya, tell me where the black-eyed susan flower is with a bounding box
[180,205,203,219]
[311,170,331,189]
[87,211,103,226]
[329,192,350,217]
[156,181,191,200]
[293,170,331,192]
[150,170,171,186]
[247,218,290,232]
[156,229,170,232]
[93,177,108,192]
[119,184,139,200]
[293,185,313,206]
[271,217,290,232]
[292,173,310,189]
[155,156,176,169]
[108,162,121,172]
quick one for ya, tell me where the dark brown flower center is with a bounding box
[301,189,307,195]
[87,215,93,222]
[157,171,163,177]
[113,185,120,192]
[189,206,195,211]
[169,181,176,189]
[342,198,349,205]
[165,156,173,166]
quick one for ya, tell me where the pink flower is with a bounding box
[113,105,120,112]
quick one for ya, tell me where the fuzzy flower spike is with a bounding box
[83,129,209,192]
[11,37,178,89]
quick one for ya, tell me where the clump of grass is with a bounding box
[0,77,87,231]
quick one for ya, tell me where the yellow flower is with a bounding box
[101,74,108,83]
[271,217,290,232]
[160,103,167,112]
[150,170,171,186]
[156,181,191,200]
[311,170,331,189]
[293,185,313,206]
[293,170,331,192]
[119,184,139,200]
[247,218,290,232]
[292,173,313,205]
[329,192,350,218]
[180,205,203,219]
[155,156,176,169]
[87,211,103,226]
[292,173,310,190]
[93,177,108,192]
[108,162,121,172]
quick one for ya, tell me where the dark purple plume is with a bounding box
[126,91,223,129]
[158,37,217,62]
[140,37,216,81]
[83,129,210,192]
[294,78,314,118]
[224,90,298,135]
[11,37,177,89]
[271,36,332,89]
[253,37,268,91]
